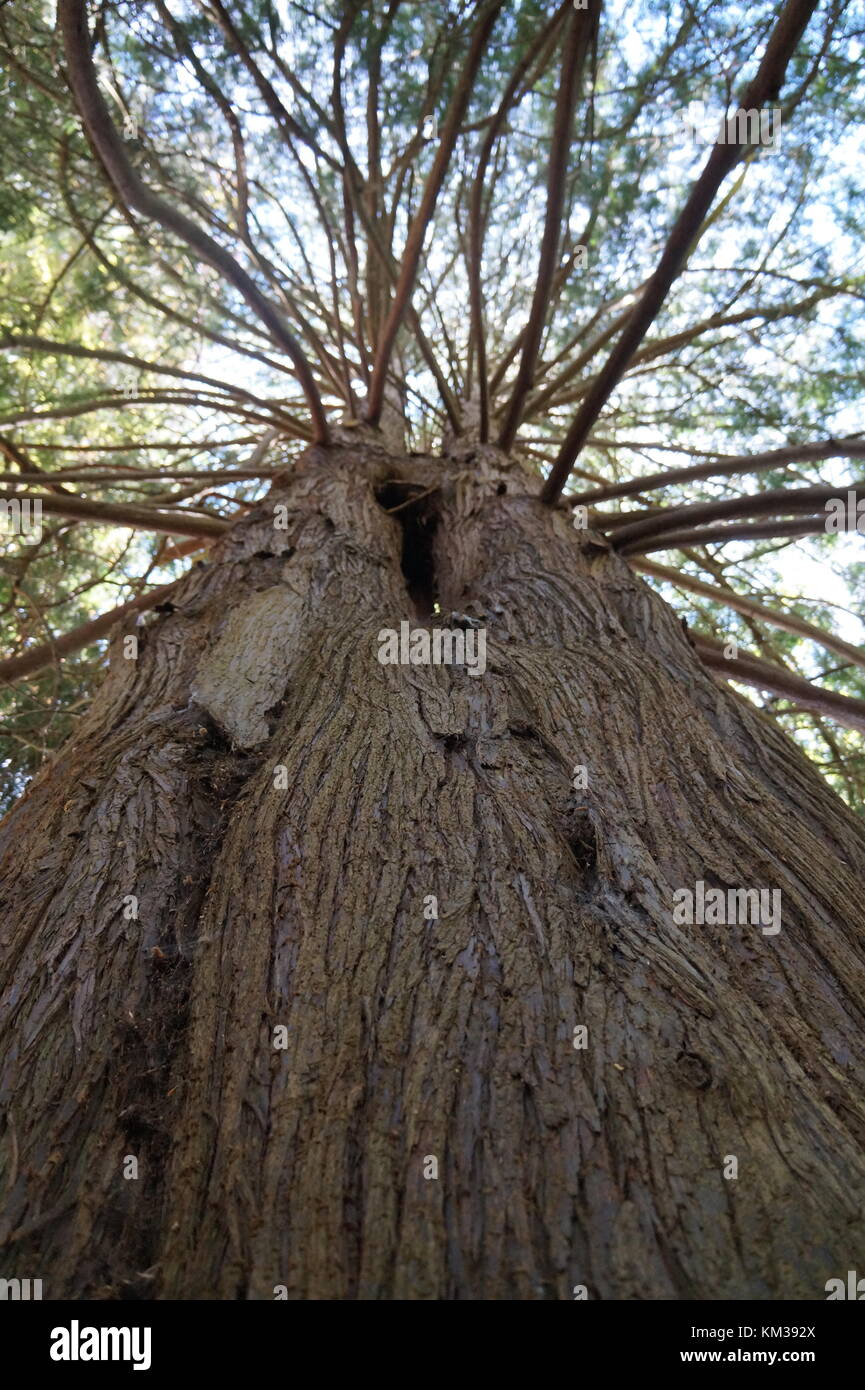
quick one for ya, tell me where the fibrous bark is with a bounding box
[1,441,864,1299]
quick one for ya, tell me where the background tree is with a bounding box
[0,0,864,1299]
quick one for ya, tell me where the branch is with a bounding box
[58,163,299,381]
[635,558,865,674]
[497,3,597,451]
[0,576,185,685]
[0,435,74,497]
[0,488,229,539]
[468,3,571,440]
[0,392,297,433]
[0,334,293,421]
[156,0,251,238]
[613,479,865,550]
[568,435,865,505]
[365,0,505,427]
[540,0,821,503]
[326,8,463,428]
[694,635,865,735]
[1,469,274,485]
[537,288,833,416]
[57,0,330,444]
[619,516,827,554]
[202,0,340,174]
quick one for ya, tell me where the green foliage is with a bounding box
[1,0,864,812]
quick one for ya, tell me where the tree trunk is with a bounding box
[2,440,864,1300]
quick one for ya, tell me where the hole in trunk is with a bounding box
[375,480,440,619]
[568,808,598,883]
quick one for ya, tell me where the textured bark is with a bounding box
[1,440,864,1300]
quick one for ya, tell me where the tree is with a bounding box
[1,0,864,1299]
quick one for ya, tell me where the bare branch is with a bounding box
[568,436,865,505]
[613,478,865,550]
[0,576,185,685]
[365,0,505,427]
[0,334,294,422]
[635,559,865,673]
[694,635,865,735]
[58,0,330,444]
[540,0,821,503]
[0,488,229,539]
[620,516,828,554]
[497,3,597,452]
[468,1,572,440]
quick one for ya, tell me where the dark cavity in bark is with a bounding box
[375,478,440,619]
